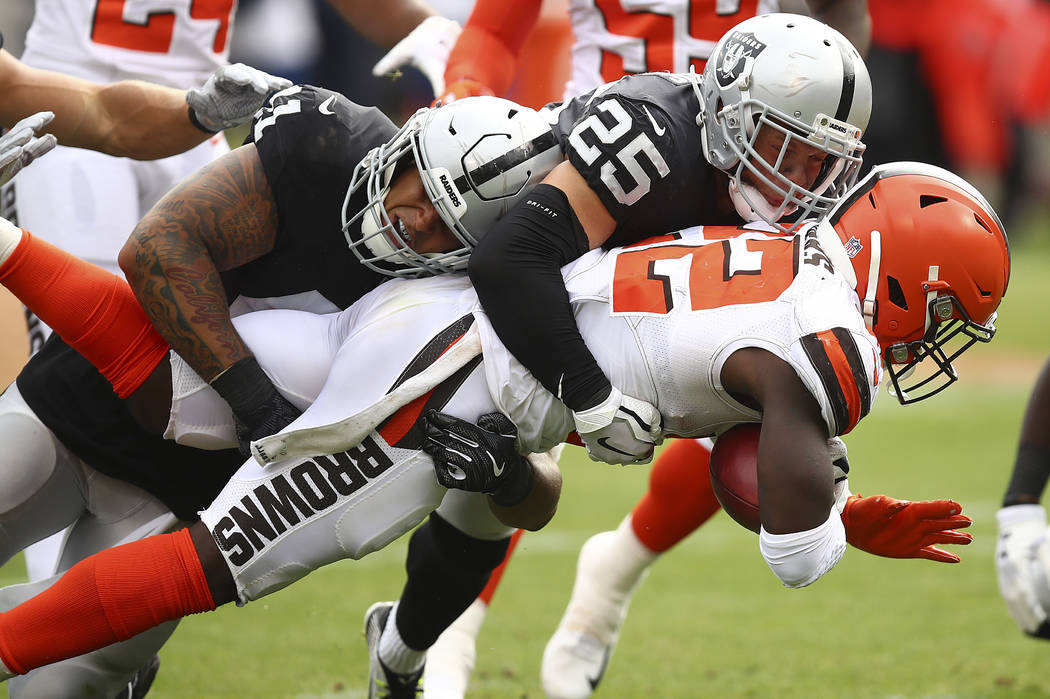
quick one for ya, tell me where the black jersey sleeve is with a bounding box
[551,74,724,246]
[247,85,397,250]
[469,184,609,412]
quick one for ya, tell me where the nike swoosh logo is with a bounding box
[318,95,337,116]
[596,437,639,457]
[642,105,666,136]
[490,454,504,477]
[587,645,614,690]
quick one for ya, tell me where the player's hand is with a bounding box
[210,357,302,457]
[841,494,973,563]
[433,78,495,106]
[572,387,663,465]
[187,63,292,133]
[421,410,533,506]
[0,112,57,187]
[372,15,462,98]
[996,504,1050,638]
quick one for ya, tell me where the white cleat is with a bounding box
[541,518,657,699]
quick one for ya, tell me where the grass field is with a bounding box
[0,227,1047,698]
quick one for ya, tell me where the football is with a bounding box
[709,423,762,533]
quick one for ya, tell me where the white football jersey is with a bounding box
[476,221,882,452]
[564,0,780,98]
[21,0,235,88]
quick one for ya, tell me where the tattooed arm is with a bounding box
[118,143,278,382]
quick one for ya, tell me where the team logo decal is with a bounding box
[716,31,767,88]
[844,236,863,258]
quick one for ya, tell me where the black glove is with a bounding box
[421,410,534,507]
[210,356,302,457]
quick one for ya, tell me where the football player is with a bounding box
[0,163,1006,698]
[432,2,872,694]
[5,3,456,664]
[0,91,558,698]
[996,353,1050,638]
[422,10,873,692]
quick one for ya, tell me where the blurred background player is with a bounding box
[996,353,1050,638]
[422,3,872,697]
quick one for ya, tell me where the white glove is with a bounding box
[995,504,1050,638]
[572,387,662,465]
[828,437,851,511]
[187,63,292,132]
[372,15,462,98]
[0,112,57,187]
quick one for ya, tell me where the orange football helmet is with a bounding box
[818,162,1010,404]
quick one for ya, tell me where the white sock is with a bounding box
[0,218,23,268]
[379,603,427,674]
[607,515,660,587]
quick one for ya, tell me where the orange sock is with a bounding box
[478,528,524,606]
[630,439,722,553]
[0,229,169,397]
[0,529,215,675]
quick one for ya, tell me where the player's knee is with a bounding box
[408,512,511,575]
[0,411,60,515]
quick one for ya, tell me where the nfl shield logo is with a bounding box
[844,236,863,258]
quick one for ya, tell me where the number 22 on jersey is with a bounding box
[611,233,798,314]
[92,0,234,53]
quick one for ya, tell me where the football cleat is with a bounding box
[364,601,423,699]
[541,527,653,699]
[113,654,160,699]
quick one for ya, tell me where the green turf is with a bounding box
[1,232,1048,698]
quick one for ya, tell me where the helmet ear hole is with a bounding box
[886,275,908,310]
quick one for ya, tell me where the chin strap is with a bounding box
[689,65,705,128]
[862,229,881,331]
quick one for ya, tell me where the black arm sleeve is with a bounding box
[468,184,610,411]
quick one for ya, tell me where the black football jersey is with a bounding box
[229,84,395,310]
[16,86,402,519]
[546,72,735,247]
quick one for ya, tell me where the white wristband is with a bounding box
[759,509,846,588]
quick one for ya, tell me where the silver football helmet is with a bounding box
[342,96,563,278]
[696,13,872,231]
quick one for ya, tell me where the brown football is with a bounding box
[709,423,761,533]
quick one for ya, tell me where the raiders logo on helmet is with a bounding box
[716,31,767,88]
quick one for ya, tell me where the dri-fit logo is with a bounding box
[213,436,393,566]
[439,173,461,208]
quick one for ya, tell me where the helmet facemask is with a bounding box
[720,103,865,232]
[884,292,997,404]
[342,97,563,278]
[698,14,872,233]
[342,109,478,279]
